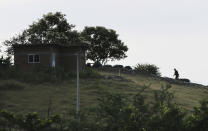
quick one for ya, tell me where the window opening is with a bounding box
[28,54,40,63]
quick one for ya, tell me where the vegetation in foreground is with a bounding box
[1,84,208,131]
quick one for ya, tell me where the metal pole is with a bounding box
[76,54,80,113]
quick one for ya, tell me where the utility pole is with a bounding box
[76,54,80,112]
[76,54,80,123]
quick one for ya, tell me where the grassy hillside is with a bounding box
[0,69,208,117]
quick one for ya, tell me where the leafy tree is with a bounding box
[3,12,80,56]
[81,26,128,64]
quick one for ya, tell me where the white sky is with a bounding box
[0,0,208,85]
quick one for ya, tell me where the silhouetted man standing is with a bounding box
[174,68,179,79]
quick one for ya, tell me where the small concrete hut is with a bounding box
[13,43,86,71]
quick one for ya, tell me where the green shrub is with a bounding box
[80,68,102,79]
[134,63,161,76]
[147,105,185,131]
[96,84,186,131]
[0,110,55,131]
[185,100,208,131]
[152,84,174,111]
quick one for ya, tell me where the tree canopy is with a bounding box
[3,12,128,64]
[4,12,80,55]
[81,26,128,64]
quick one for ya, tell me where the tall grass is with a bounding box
[0,80,26,90]
[0,66,102,84]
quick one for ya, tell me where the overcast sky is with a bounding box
[0,0,208,85]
